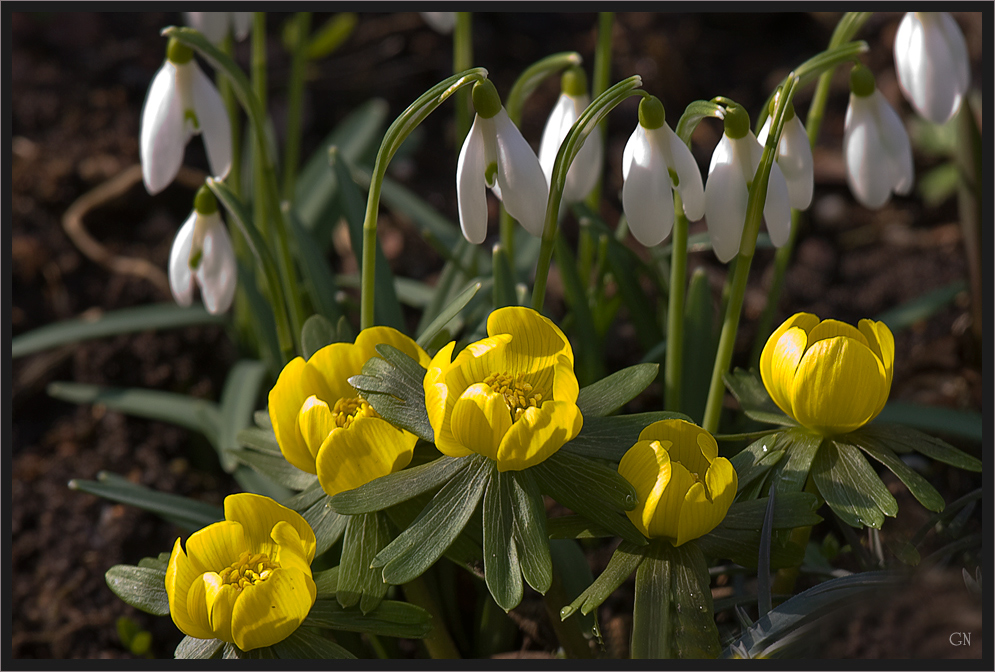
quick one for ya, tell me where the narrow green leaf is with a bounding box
[555,235,602,386]
[811,440,898,529]
[415,281,481,349]
[769,429,823,494]
[492,244,518,310]
[105,565,170,616]
[561,541,645,620]
[329,456,469,515]
[669,542,721,659]
[301,493,348,557]
[383,493,485,579]
[730,433,786,495]
[630,541,671,659]
[12,304,224,358]
[757,484,776,617]
[236,425,280,454]
[681,267,715,423]
[697,528,805,570]
[136,552,171,572]
[483,469,523,611]
[867,411,983,454]
[69,473,222,531]
[271,627,357,659]
[175,636,223,659]
[304,12,357,60]
[232,464,293,501]
[546,515,615,540]
[723,368,796,427]
[236,259,283,372]
[511,470,552,595]
[301,314,338,360]
[876,280,967,332]
[847,434,945,513]
[337,512,392,613]
[303,599,432,639]
[313,566,339,596]
[562,411,691,463]
[48,382,221,448]
[576,363,660,418]
[282,479,326,512]
[218,360,267,473]
[374,455,491,585]
[348,345,433,442]
[226,447,317,491]
[287,209,343,326]
[719,492,822,530]
[548,539,596,632]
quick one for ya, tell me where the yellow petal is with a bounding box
[648,459,696,539]
[166,537,216,640]
[268,357,315,474]
[447,335,513,397]
[790,336,888,435]
[303,343,362,407]
[297,395,337,461]
[807,318,869,348]
[201,572,237,644]
[269,520,313,577]
[451,383,512,461]
[230,568,316,651]
[549,353,580,405]
[184,566,219,641]
[224,493,315,562]
[315,416,416,497]
[487,306,575,366]
[858,319,895,419]
[675,457,736,546]
[760,313,819,408]
[355,325,432,368]
[496,400,582,471]
[639,419,713,476]
[185,521,247,575]
[424,342,473,458]
[765,326,810,417]
[618,439,672,538]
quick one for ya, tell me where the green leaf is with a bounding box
[757,484,776,618]
[303,599,431,639]
[730,433,786,495]
[287,210,343,326]
[175,636,223,659]
[378,174,464,258]
[313,566,340,596]
[383,493,485,578]
[576,363,659,418]
[669,542,721,659]
[723,368,796,427]
[531,451,646,546]
[768,429,823,494]
[137,552,171,572]
[11,303,224,358]
[811,439,898,529]
[337,512,392,613]
[511,470,552,595]
[226,446,317,491]
[846,433,945,513]
[301,491,349,556]
[373,455,490,584]
[233,464,293,501]
[697,528,805,569]
[483,469,523,611]
[492,244,518,310]
[235,259,283,372]
[304,12,357,60]
[105,565,169,616]
[217,360,267,473]
[562,411,691,463]
[329,456,469,515]
[236,425,280,453]
[873,405,983,446]
[548,539,596,632]
[876,280,967,331]
[47,382,221,448]
[301,314,338,360]
[918,161,959,206]
[555,235,602,386]
[270,627,357,659]
[561,541,645,620]
[719,492,822,530]
[682,267,716,423]
[630,541,672,659]
[69,473,222,531]
[546,515,615,540]
[415,281,481,349]
[348,345,433,442]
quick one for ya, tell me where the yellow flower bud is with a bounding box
[165,494,317,651]
[760,313,894,435]
[618,420,736,546]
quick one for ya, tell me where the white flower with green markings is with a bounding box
[894,12,970,125]
[538,67,603,206]
[169,186,237,315]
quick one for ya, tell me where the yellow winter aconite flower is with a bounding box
[165,493,317,651]
[760,312,895,435]
[268,327,431,497]
[618,420,736,546]
[424,306,583,471]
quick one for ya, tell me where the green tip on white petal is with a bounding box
[768,89,796,122]
[472,79,502,119]
[166,37,194,65]
[561,66,588,97]
[849,64,876,98]
[722,104,750,139]
[194,185,218,215]
[638,96,666,130]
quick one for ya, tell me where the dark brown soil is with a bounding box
[10,11,984,660]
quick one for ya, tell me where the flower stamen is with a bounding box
[330,396,378,429]
[483,372,543,422]
[221,550,280,591]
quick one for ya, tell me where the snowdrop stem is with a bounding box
[664,195,689,412]
[584,12,615,213]
[531,76,646,312]
[500,51,584,264]
[218,35,242,197]
[702,77,798,433]
[282,12,311,202]
[453,13,474,147]
[359,68,490,330]
[956,101,983,348]
[251,12,269,238]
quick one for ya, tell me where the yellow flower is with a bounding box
[165,493,317,651]
[618,420,736,546]
[268,327,431,497]
[424,306,583,471]
[760,312,894,435]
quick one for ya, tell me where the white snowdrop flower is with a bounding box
[894,12,970,125]
[757,101,814,211]
[184,12,252,44]
[843,65,914,209]
[538,67,603,206]
[704,104,791,263]
[140,38,232,195]
[621,96,705,247]
[169,186,237,315]
[421,12,456,34]
[457,79,549,244]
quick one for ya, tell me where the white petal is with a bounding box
[456,115,489,244]
[659,125,705,221]
[622,126,674,246]
[844,95,893,208]
[759,116,813,211]
[493,109,549,237]
[870,90,914,196]
[140,62,186,195]
[538,93,576,184]
[196,214,238,314]
[168,212,197,307]
[184,12,229,45]
[704,136,748,263]
[421,12,455,34]
[895,12,969,125]
[762,162,792,248]
[191,63,232,180]
[563,117,602,203]
[231,13,252,42]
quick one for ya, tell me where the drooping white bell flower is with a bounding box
[457,79,549,244]
[894,12,970,125]
[538,67,603,206]
[184,12,252,44]
[843,65,914,209]
[140,38,232,195]
[757,101,813,211]
[421,12,456,34]
[620,96,705,247]
[169,186,237,314]
[704,104,791,263]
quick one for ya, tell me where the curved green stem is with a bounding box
[532,76,648,312]
[282,12,311,202]
[360,68,490,330]
[453,12,473,149]
[664,194,688,412]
